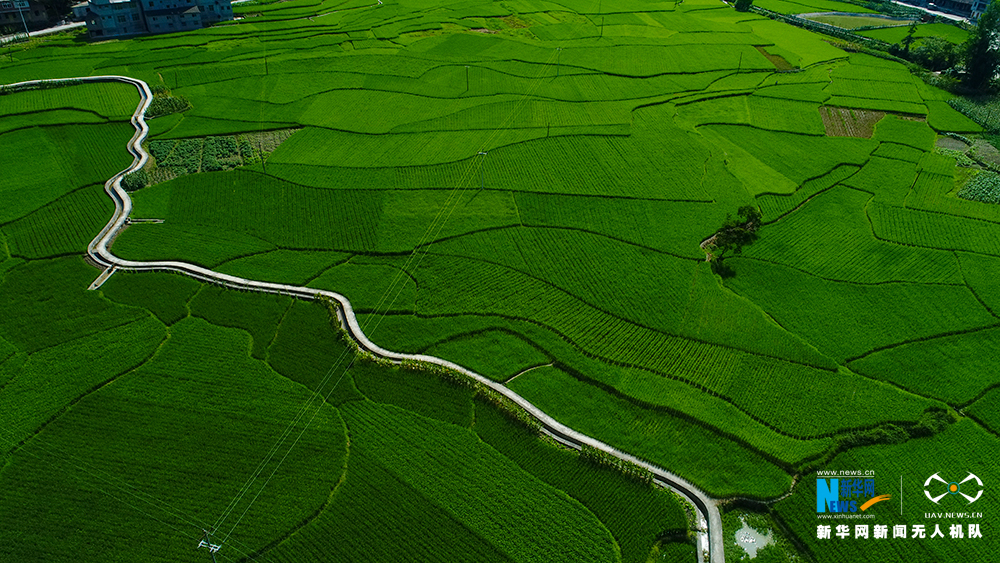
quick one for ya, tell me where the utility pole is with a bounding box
[598,0,603,39]
[197,530,221,563]
[477,151,487,189]
[14,0,30,39]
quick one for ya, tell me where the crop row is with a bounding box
[360,310,839,466]
[0,123,134,224]
[749,186,962,285]
[868,200,1000,256]
[507,364,794,498]
[756,163,859,220]
[849,326,1000,405]
[473,398,689,563]
[724,257,995,362]
[411,252,941,437]
[0,316,347,562]
[0,82,137,119]
[0,258,150,354]
[2,184,111,260]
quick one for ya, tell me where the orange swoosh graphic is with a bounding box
[860,494,892,511]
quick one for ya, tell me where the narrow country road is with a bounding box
[3,75,726,563]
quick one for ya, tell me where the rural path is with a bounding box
[0,21,86,45]
[3,75,726,563]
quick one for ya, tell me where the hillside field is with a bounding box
[2,0,999,561]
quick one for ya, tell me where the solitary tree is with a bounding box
[901,21,918,55]
[963,0,1000,92]
[734,0,753,12]
[702,205,761,268]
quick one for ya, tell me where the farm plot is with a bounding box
[703,124,876,185]
[5,4,1000,563]
[421,231,834,368]
[857,21,969,45]
[926,100,983,133]
[0,317,348,563]
[0,123,134,224]
[1,184,113,260]
[868,201,1000,256]
[473,400,689,563]
[723,258,995,362]
[820,106,885,137]
[214,249,350,285]
[0,258,149,353]
[514,192,727,258]
[746,187,961,284]
[0,81,139,120]
[965,387,1000,433]
[956,252,1000,314]
[848,326,1000,405]
[756,163,859,220]
[508,364,793,498]
[99,271,201,326]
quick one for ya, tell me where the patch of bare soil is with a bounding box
[471,28,497,34]
[754,46,795,71]
[936,136,969,151]
[971,139,1000,169]
[820,106,885,138]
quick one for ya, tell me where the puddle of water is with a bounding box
[734,516,773,559]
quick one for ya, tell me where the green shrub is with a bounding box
[936,146,975,167]
[120,168,148,191]
[146,94,191,118]
[958,169,1000,203]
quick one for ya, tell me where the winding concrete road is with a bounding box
[4,75,725,563]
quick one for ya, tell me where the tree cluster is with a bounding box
[703,205,761,273]
[963,0,1000,92]
[882,0,1000,92]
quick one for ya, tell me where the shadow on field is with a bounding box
[711,261,736,279]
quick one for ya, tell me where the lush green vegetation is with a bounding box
[4,1,1000,561]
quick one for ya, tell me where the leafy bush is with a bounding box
[580,445,654,486]
[120,168,148,191]
[911,37,959,71]
[148,139,174,162]
[936,147,975,167]
[146,94,191,118]
[202,136,239,171]
[958,169,1000,203]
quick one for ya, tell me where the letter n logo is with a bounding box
[817,479,839,513]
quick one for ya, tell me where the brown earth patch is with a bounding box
[936,136,969,151]
[820,106,885,138]
[754,46,795,71]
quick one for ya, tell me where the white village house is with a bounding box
[72,0,232,38]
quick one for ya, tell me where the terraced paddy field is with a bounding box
[2,0,999,561]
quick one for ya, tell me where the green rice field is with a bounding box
[2,0,999,561]
[803,14,908,29]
